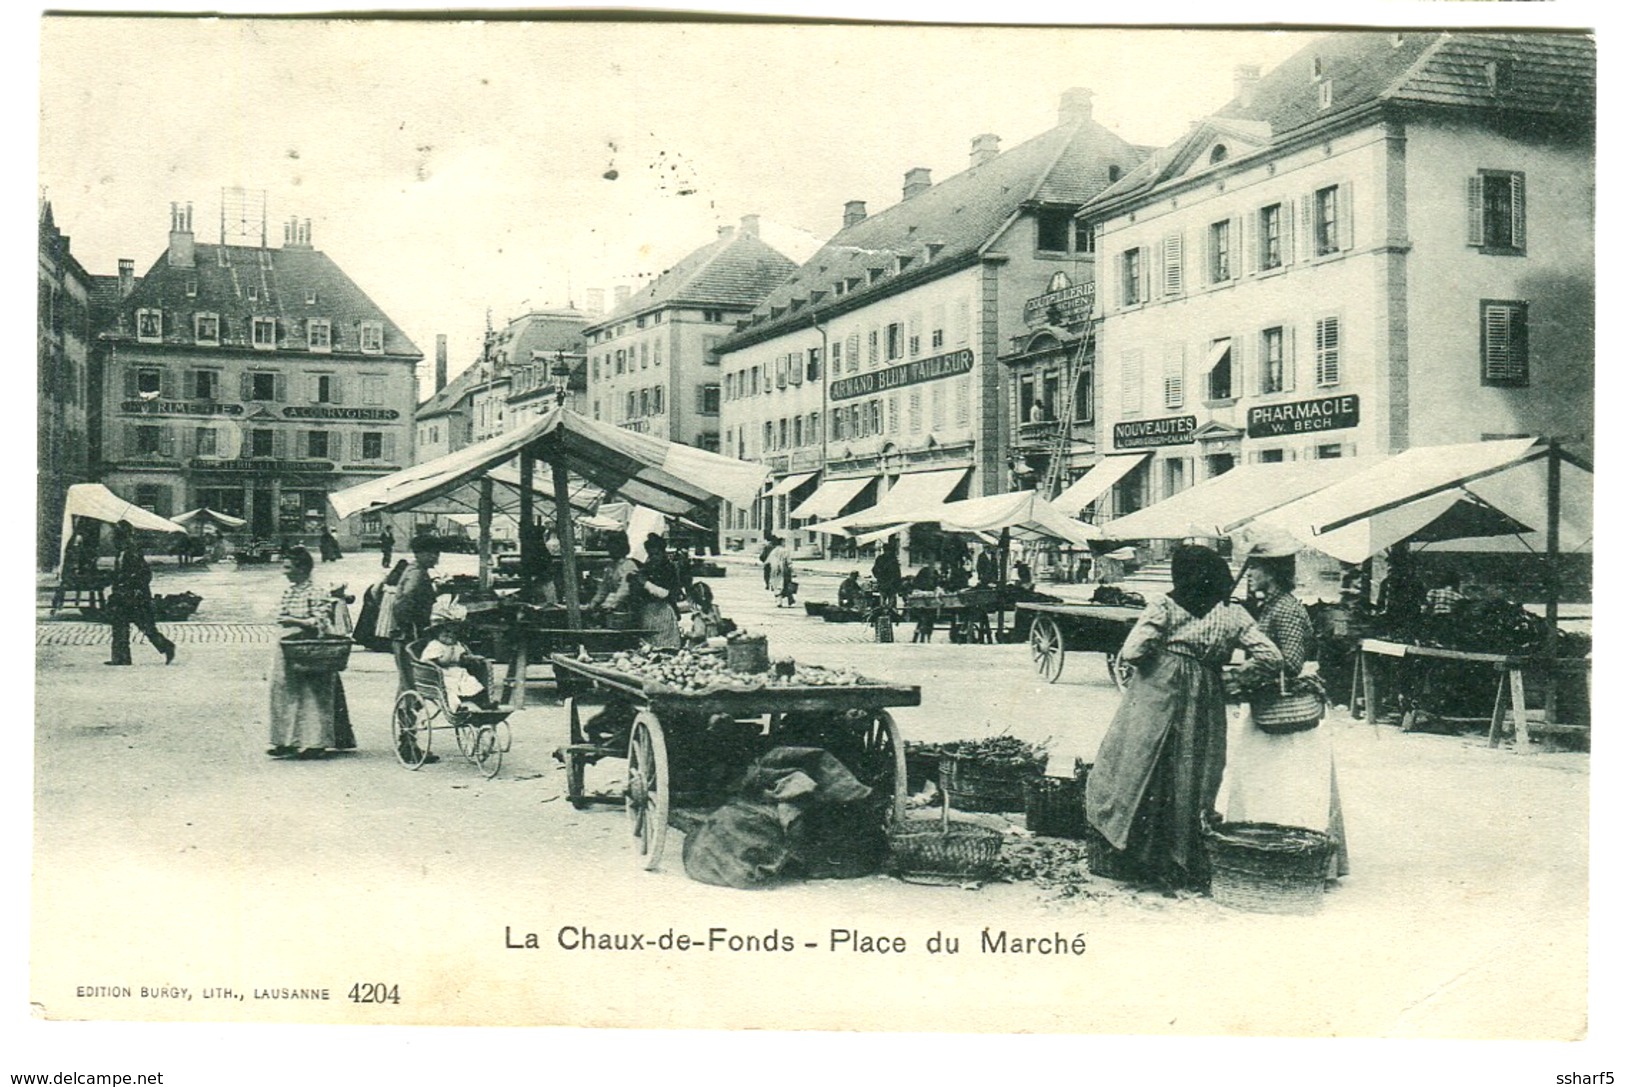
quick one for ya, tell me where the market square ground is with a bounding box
[31,550,1586,1036]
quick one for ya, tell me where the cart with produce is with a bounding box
[1018,602,1145,689]
[551,644,919,871]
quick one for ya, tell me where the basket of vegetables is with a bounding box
[936,736,1049,813]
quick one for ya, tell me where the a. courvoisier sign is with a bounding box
[829,349,973,402]
[1113,415,1196,449]
[283,406,400,421]
[1246,394,1359,438]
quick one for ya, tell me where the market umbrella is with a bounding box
[172,507,249,529]
[1098,458,1374,540]
[928,490,1100,547]
[58,483,188,571]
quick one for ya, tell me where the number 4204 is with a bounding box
[348,982,401,1004]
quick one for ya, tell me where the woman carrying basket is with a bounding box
[1221,542,1350,880]
[267,546,347,760]
[1085,545,1282,893]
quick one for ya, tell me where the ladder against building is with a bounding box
[1040,320,1095,501]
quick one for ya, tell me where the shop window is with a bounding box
[1316,444,1343,459]
[1468,171,1526,253]
[1480,301,1529,387]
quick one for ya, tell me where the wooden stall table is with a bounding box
[465,608,647,710]
[902,590,998,644]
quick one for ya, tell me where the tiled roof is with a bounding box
[417,362,484,418]
[112,241,421,358]
[722,115,1144,351]
[1085,31,1595,213]
[587,232,798,331]
[488,309,590,368]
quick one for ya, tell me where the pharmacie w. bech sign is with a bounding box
[1246,395,1359,438]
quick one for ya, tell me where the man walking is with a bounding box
[379,524,396,568]
[105,520,176,666]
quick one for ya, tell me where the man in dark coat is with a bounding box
[871,539,903,607]
[106,521,176,666]
[379,524,396,568]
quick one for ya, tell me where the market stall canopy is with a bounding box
[1051,453,1149,517]
[789,474,879,521]
[59,483,189,571]
[1244,438,1592,563]
[172,507,248,529]
[766,470,819,498]
[814,467,970,535]
[1098,458,1374,540]
[329,404,766,522]
[927,490,1099,547]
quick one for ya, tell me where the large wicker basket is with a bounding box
[1023,775,1088,839]
[888,806,1004,883]
[1083,825,1142,882]
[280,636,353,675]
[1203,822,1334,915]
[938,752,1046,813]
[725,635,770,674]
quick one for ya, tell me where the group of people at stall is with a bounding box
[1085,543,1349,895]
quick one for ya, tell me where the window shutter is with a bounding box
[1315,317,1341,386]
[1122,350,1143,413]
[791,351,803,385]
[1163,232,1182,294]
[1285,326,1297,392]
[180,427,194,458]
[157,426,174,459]
[1114,253,1124,308]
[1300,194,1315,259]
[331,376,344,405]
[1467,175,1485,246]
[845,333,860,373]
[1483,304,1513,381]
[124,368,139,399]
[153,487,172,518]
[1150,241,1163,301]
[272,429,287,459]
[1281,202,1295,266]
[1242,213,1255,275]
[1230,333,1245,395]
[158,367,176,400]
[1338,181,1354,251]
[240,373,253,401]
[351,432,363,460]
[1139,249,1151,304]
[274,373,287,402]
[1510,173,1526,251]
[1163,343,1185,408]
[122,424,135,457]
[383,434,396,462]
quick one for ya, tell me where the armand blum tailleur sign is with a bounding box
[1246,394,1360,438]
[829,349,974,402]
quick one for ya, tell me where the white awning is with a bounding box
[173,507,248,529]
[59,483,190,571]
[819,468,970,534]
[1052,453,1149,516]
[767,471,819,498]
[790,475,878,521]
[1203,338,1232,373]
[1100,458,1371,540]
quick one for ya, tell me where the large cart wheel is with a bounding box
[858,709,908,823]
[391,690,432,769]
[1106,652,1133,692]
[1031,616,1066,683]
[474,726,503,779]
[625,711,671,871]
[566,697,585,744]
[564,698,588,809]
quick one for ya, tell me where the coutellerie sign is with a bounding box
[284,406,400,421]
[1246,394,1359,438]
[829,349,974,402]
[1113,415,1196,449]
[1022,272,1095,328]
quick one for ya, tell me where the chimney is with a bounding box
[586,288,605,315]
[435,335,448,391]
[167,201,195,268]
[739,213,761,237]
[613,285,631,308]
[1234,64,1261,107]
[118,259,135,298]
[970,133,1001,168]
[1058,87,1094,126]
[302,218,312,247]
[717,224,736,240]
[902,168,932,200]
[843,200,868,229]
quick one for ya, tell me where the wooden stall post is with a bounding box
[552,457,583,630]
[1543,439,1562,732]
[478,477,494,589]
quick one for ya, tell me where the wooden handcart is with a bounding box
[551,652,919,871]
[1018,602,1145,689]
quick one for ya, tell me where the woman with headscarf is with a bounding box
[587,531,637,629]
[633,534,683,648]
[1085,545,1282,892]
[1222,546,1350,880]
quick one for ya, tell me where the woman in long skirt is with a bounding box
[634,534,683,649]
[267,546,339,759]
[1222,549,1350,879]
[1085,546,1282,892]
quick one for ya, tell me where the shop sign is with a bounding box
[1022,272,1095,328]
[283,406,400,421]
[122,400,243,416]
[829,349,974,402]
[1246,394,1359,438]
[191,458,335,473]
[1113,415,1196,449]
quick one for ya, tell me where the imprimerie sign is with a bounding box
[1113,415,1197,449]
[122,400,244,416]
[829,349,974,402]
[1247,394,1359,438]
[284,406,400,421]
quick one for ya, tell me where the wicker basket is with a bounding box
[888,808,1004,883]
[1023,776,1088,839]
[280,636,353,675]
[937,752,1046,813]
[726,636,770,674]
[903,743,943,793]
[1083,826,1142,882]
[1203,822,1334,915]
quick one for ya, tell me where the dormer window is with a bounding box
[895,255,913,273]
[185,276,197,298]
[305,289,318,305]
[136,308,162,343]
[360,321,384,354]
[1485,60,1512,95]
[1311,55,1324,80]
[217,249,230,267]
[252,316,277,350]
[1108,165,1123,183]
[834,281,846,296]
[307,318,332,352]
[869,268,885,284]
[194,313,219,345]
[1209,144,1228,165]
[1318,81,1333,110]
[926,243,945,260]
[246,284,258,302]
